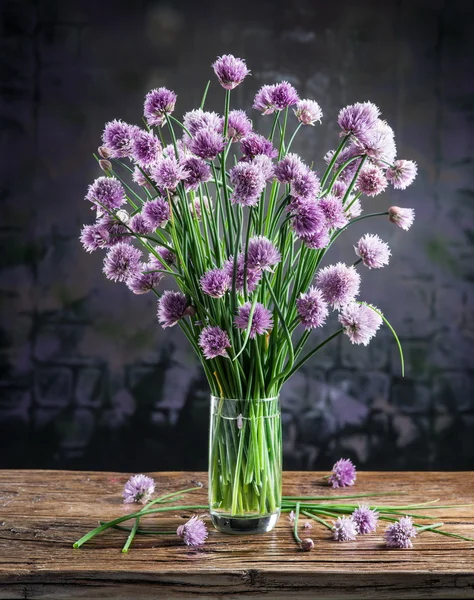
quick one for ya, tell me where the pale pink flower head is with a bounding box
[355,233,391,269]
[294,99,323,125]
[177,515,208,547]
[356,119,397,164]
[229,161,266,206]
[319,195,348,229]
[183,109,222,136]
[234,302,273,338]
[338,302,383,345]
[212,54,250,90]
[316,263,361,308]
[337,101,380,144]
[385,516,417,549]
[333,516,358,542]
[388,206,415,230]
[357,164,388,197]
[296,287,329,330]
[386,160,418,190]
[123,474,155,504]
[251,155,275,182]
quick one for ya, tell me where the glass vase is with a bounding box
[209,395,282,534]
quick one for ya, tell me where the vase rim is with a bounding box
[210,395,279,402]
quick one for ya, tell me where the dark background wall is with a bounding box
[1,0,473,472]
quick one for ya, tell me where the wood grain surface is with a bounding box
[0,471,473,599]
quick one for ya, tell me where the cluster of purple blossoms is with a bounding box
[319,195,348,230]
[386,160,418,190]
[337,101,380,144]
[294,99,323,125]
[80,223,110,253]
[157,290,189,328]
[226,110,252,142]
[199,326,231,359]
[130,213,153,235]
[212,54,250,90]
[229,161,266,206]
[301,228,330,250]
[291,201,326,237]
[177,515,208,547]
[328,458,357,488]
[388,206,415,230]
[275,153,305,183]
[144,87,176,127]
[253,81,299,114]
[240,133,277,161]
[252,155,275,182]
[352,504,379,534]
[98,214,129,246]
[85,176,125,211]
[150,156,186,190]
[356,119,396,165]
[142,197,170,230]
[385,516,417,549]
[103,242,142,282]
[181,156,212,191]
[296,287,329,329]
[234,302,273,338]
[357,164,388,197]
[102,120,138,158]
[316,263,361,309]
[149,246,175,269]
[132,130,161,168]
[127,263,163,294]
[338,302,383,346]
[200,268,229,298]
[132,166,150,187]
[355,234,391,269]
[333,516,359,542]
[188,128,226,160]
[291,168,321,201]
[183,109,222,136]
[246,236,281,272]
[122,474,155,504]
[224,255,261,294]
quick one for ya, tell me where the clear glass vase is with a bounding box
[209,395,282,534]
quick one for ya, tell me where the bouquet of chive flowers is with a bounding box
[80,54,417,534]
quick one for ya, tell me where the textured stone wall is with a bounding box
[1,0,473,471]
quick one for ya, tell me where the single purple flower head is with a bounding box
[355,234,391,269]
[296,286,329,330]
[130,213,154,235]
[132,166,150,187]
[253,84,277,115]
[246,236,281,271]
[224,255,262,294]
[229,161,266,206]
[132,130,161,167]
[157,290,189,328]
[319,195,349,229]
[123,474,155,504]
[102,120,138,158]
[199,325,231,359]
[200,268,230,298]
[149,246,175,268]
[333,516,358,542]
[301,228,330,250]
[80,224,110,252]
[144,87,177,127]
[291,200,326,237]
[177,515,208,547]
[212,54,250,90]
[183,109,222,136]
[388,206,415,230]
[352,504,379,535]
[240,133,278,161]
[317,263,360,309]
[181,156,212,190]
[189,128,226,160]
[275,153,306,184]
[142,197,170,229]
[234,302,273,338]
[252,154,275,182]
[337,101,380,144]
[98,214,130,247]
[103,242,142,282]
[345,196,362,219]
[338,302,383,345]
[385,516,417,549]
[291,168,321,200]
[328,458,357,488]
[357,164,388,197]
[301,538,315,552]
[386,160,418,190]
[150,156,186,190]
[331,180,348,198]
[356,119,396,164]
[85,176,125,210]
[294,99,323,125]
[226,109,252,142]
[127,263,163,294]
[271,81,300,110]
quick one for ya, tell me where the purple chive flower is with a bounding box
[103,242,142,282]
[199,325,231,359]
[294,99,323,125]
[157,290,189,328]
[317,263,361,308]
[333,516,359,542]
[177,515,208,547]
[331,180,348,198]
[252,154,275,182]
[132,130,161,167]
[229,161,266,206]
[212,54,250,90]
[142,197,170,229]
[188,128,226,160]
[388,206,415,230]
[144,87,177,127]
[301,538,315,552]
[338,302,383,345]
[247,236,281,271]
[130,213,154,235]
[291,168,321,200]
[200,268,230,298]
[183,109,222,136]
[85,176,125,210]
[386,160,418,190]
[291,201,326,236]
[98,214,130,246]
[123,474,155,504]
[328,458,357,488]
[224,255,262,294]
[345,197,362,219]
[319,195,348,229]
[337,101,380,144]
[301,228,330,250]
[234,302,273,338]
[274,153,305,183]
[352,504,379,534]
[240,133,278,161]
[296,286,329,329]
[357,164,388,197]
[150,156,186,190]
[80,224,110,252]
[226,109,252,142]
[356,119,396,164]
[150,246,175,268]
[355,233,391,269]
[181,156,212,190]
[102,120,138,158]
[132,166,150,187]
[271,81,300,110]
[253,84,277,115]
[127,263,163,294]
[385,516,417,549]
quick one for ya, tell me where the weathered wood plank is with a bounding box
[0,471,473,599]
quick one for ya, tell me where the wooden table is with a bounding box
[0,471,473,599]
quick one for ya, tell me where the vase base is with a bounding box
[210,510,280,534]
